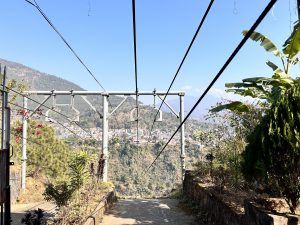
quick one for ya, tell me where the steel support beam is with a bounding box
[25,91,182,96]
[102,94,109,182]
[21,97,28,191]
[109,96,128,117]
[157,95,179,118]
[81,96,103,118]
[29,95,51,117]
[179,94,185,183]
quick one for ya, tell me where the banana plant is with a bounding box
[212,22,300,112]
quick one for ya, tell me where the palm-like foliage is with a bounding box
[212,22,300,113]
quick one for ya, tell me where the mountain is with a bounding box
[0,58,130,127]
[0,58,84,91]
[0,58,207,131]
[1,59,208,198]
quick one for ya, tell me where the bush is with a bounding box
[43,150,90,207]
[21,208,46,225]
[43,182,73,207]
[262,79,300,213]
[242,78,300,214]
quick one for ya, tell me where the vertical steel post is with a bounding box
[2,67,11,224]
[1,72,6,150]
[0,65,5,225]
[179,93,186,183]
[297,0,300,22]
[102,94,109,182]
[4,98,11,225]
[21,97,28,191]
[136,93,139,143]
[1,67,6,225]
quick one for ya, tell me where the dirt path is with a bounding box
[101,199,194,225]
[11,201,56,225]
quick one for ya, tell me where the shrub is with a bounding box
[21,208,45,225]
[242,78,300,214]
[43,150,90,207]
[43,182,73,207]
[262,78,300,213]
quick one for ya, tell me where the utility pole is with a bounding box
[1,67,11,224]
[21,97,28,191]
[297,0,300,22]
[179,93,186,183]
[102,93,109,182]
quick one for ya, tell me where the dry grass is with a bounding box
[17,176,46,204]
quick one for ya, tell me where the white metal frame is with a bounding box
[22,90,185,188]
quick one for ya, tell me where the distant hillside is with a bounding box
[0,58,128,127]
[1,59,210,197]
[1,58,206,131]
[0,58,84,91]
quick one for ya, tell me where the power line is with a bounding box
[3,85,94,139]
[146,0,277,171]
[0,127,43,148]
[9,101,86,141]
[25,0,106,91]
[131,0,139,143]
[25,0,122,130]
[146,0,215,146]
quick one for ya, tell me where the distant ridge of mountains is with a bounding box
[160,95,220,120]
[0,58,126,127]
[0,58,84,91]
[1,58,222,120]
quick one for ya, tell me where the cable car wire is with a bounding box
[146,0,277,171]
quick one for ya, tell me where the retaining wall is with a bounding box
[183,170,245,225]
[183,170,300,225]
[83,190,116,225]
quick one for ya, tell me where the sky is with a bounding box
[1,0,299,104]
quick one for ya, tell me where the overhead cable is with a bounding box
[10,101,86,141]
[0,126,43,148]
[3,85,94,138]
[25,0,122,130]
[146,0,215,146]
[146,0,277,171]
[25,0,106,91]
[131,0,139,143]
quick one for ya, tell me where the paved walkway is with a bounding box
[101,199,194,225]
[11,201,56,225]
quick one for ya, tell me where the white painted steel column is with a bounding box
[179,93,186,183]
[21,97,28,191]
[102,94,109,182]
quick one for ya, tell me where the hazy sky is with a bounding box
[1,0,299,102]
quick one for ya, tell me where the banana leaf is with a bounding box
[210,101,250,113]
[243,30,282,58]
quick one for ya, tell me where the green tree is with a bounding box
[262,78,300,213]
[13,120,71,178]
[44,150,91,207]
[243,78,300,213]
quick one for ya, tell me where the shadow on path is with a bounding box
[101,198,194,225]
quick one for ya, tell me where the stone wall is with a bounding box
[83,190,116,225]
[183,170,245,225]
[183,170,300,225]
[245,201,299,225]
